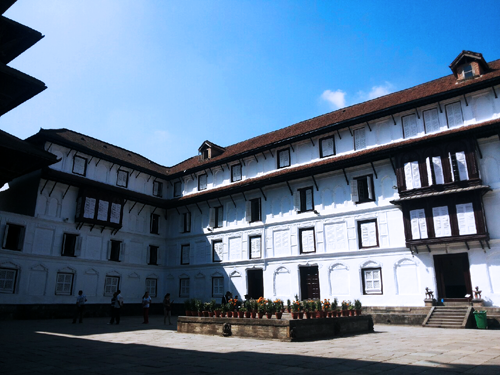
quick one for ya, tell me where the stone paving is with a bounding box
[1,315,499,374]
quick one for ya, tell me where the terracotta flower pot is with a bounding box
[245,311,251,318]
[251,311,256,319]
[258,312,264,319]
[221,312,226,317]
[266,313,273,319]
[355,309,361,316]
[292,312,298,319]
[349,310,355,316]
[227,311,233,318]
[238,311,244,318]
[197,311,203,317]
[185,310,191,316]
[276,312,283,320]
[214,310,221,317]
[342,310,348,317]
[306,312,312,319]
[202,311,209,317]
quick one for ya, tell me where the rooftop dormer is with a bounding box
[449,50,489,81]
[198,140,225,161]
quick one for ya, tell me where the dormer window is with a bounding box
[463,64,474,79]
[449,50,489,81]
[198,141,225,161]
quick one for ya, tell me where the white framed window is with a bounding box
[299,228,316,254]
[319,136,335,158]
[402,114,418,138]
[231,164,242,182]
[104,276,119,296]
[180,278,190,298]
[181,244,190,265]
[116,170,129,187]
[72,155,87,176]
[426,156,445,185]
[423,108,440,134]
[212,277,224,297]
[410,209,428,240]
[456,203,477,235]
[445,102,463,128]
[354,127,366,150]
[277,149,290,168]
[0,268,17,293]
[56,273,74,295]
[449,151,469,181]
[146,278,157,297]
[432,206,452,237]
[404,161,421,190]
[153,181,163,197]
[198,174,208,191]
[358,219,379,248]
[2,223,25,251]
[173,181,182,197]
[249,236,261,259]
[362,268,382,294]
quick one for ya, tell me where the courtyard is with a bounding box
[1,316,499,374]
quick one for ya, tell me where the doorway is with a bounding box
[300,266,320,300]
[434,253,472,300]
[247,269,263,299]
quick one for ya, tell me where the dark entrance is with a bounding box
[300,266,320,299]
[247,269,263,299]
[434,253,472,300]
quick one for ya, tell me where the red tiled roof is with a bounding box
[168,58,500,175]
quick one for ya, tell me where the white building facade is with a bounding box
[1,51,500,314]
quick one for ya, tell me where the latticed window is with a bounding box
[56,273,74,295]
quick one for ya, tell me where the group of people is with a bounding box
[72,289,172,325]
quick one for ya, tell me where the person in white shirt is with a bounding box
[72,290,87,323]
[142,291,152,324]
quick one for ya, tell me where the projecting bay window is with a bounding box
[404,161,421,190]
[198,174,207,191]
[61,233,81,257]
[55,273,74,296]
[245,198,261,223]
[299,228,316,254]
[108,240,124,262]
[75,192,124,228]
[148,245,158,265]
[351,175,374,204]
[181,244,190,265]
[116,169,129,187]
[277,149,290,168]
[426,156,445,185]
[0,268,17,293]
[319,136,335,158]
[72,155,87,176]
[212,240,223,262]
[353,127,366,150]
[294,187,314,213]
[432,206,452,237]
[445,102,464,128]
[153,181,163,197]
[449,151,469,181]
[410,209,428,240]
[231,164,242,182]
[209,206,223,229]
[2,223,25,251]
[358,219,379,249]
[249,236,262,259]
[362,268,382,295]
[402,114,418,138]
[423,108,440,134]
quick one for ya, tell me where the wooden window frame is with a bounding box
[116,169,129,188]
[72,155,88,176]
[146,278,157,297]
[319,136,335,158]
[150,213,160,234]
[173,181,182,197]
[353,127,366,151]
[249,235,262,259]
[61,233,79,257]
[214,206,223,228]
[357,219,379,249]
[353,175,375,204]
[231,163,242,182]
[0,268,17,294]
[212,239,223,263]
[401,113,419,139]
[198,174,208,191]
[179,278,190,298]
[299,227,316,254]
[362,267,383,295]
[422,108,440,134]
[182,212,191,233]
[153,180,163,197]
[109,240,121,262]
[445,101,464,128]
[55,272,74,296]
[104,276,120,296]
[181,244,190,265]
[148,245,158,265]
[2,223,25,251]
[212,276,224,297]
[298,186,314,213]
[250,198,261,222]
[277,148,291,169]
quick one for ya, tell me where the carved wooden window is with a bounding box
[358,219,379,249]
[445,102,463,128]
[198,174,207,191]
[249,236,261,259]
[423,108,440,134]
[231,164,242,182]
[319,136,335,158]
[299,227,316,254]
[277,149,291,168]
[362,268,382,294]
[72,155,87,176]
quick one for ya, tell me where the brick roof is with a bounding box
[168,58,500,175]
[26,128,169,177]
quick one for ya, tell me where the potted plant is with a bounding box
[291,300,300,319]
[257,300,266,319]
[221,302,228,317]
[250,300,257,318]
[195,299,203,317]
[323,299,331,318]
[332,298,338,317]
[239,306,248,318]
[286,299,291,313]
[226,303,233,318]
[316,300,323,318]
[190,299,197,315]
[348,301,355,316]
[274,299,283,319]
[341,300,349,317]
[354,299,362,316]
[265,299,275,319]
[203,302,211,317]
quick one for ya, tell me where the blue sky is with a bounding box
[3,1,500,167]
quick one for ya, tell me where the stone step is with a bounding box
[426,323,464,328]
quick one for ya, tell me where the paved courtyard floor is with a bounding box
[1,315,499,374]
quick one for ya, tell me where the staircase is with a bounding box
[422,306,472,328]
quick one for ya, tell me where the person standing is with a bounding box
[72,290,87,323]
[163,293,172,325]
[142,291,151,324]
[109,290,123,325]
